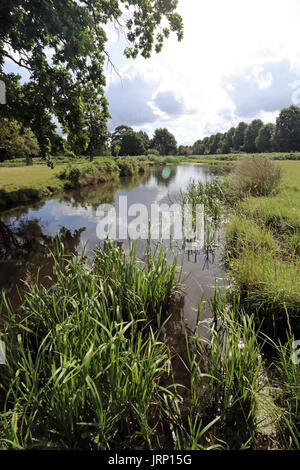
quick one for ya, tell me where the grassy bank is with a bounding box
[0,158,148,210]
[225,161,300,334]
[179,160,300,448]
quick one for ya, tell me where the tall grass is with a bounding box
[0,239,182,449]
[176,290,267,449]
[270,337,300,449]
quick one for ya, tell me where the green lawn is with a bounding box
[0,165,63,192]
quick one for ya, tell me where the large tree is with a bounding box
[255,123,275,153]
[243,119,263,153]
[0,118,40,164]
[273,106,300,152]
[119,130,145,156]
[233,122,248,151]
[0,1,183,161]
[151,128,177,155]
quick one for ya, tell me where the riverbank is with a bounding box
[0,158,149,210]
[225,160,300,334]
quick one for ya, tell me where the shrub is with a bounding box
[227,156,282,198]
[147,149,160,156]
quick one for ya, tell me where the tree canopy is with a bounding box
[243,119,263,153]
[0,118,40,164]
[151,128,177,155]
[274,106,300,152]
[0,1,183,161]
[119,130,146,156]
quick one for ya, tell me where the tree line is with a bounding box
[192,106,300,155]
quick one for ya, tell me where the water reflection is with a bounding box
[0,164,228,331]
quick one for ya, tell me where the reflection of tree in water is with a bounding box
[151,166,178,187]
[57,171,152,212]
[0,217,85,311]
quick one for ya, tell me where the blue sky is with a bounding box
[4,0,300,145]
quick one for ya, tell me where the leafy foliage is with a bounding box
[151,128,177,155]
[0,1,183,161]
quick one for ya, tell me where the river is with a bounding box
[0,164,229,335]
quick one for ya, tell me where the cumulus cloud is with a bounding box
[106,69,159,129]
[222,59,300,117]
[153,89,195,117]
[106,65,196,130]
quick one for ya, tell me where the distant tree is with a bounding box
[202,136,210,154]
[111,126,133,145]
[223,127,235,153]
[243,119,263,153]
[192,139,205,155]
[0,119,40,165]
[137,131,151,151]
[233,122,248,151]
[273,106,300,151]
[151,128,177,155]
[120,130,146,156]
[112,141,121,158]
[255,123,275,153]
[209,133,223,154]
[220,134,231,154]
[178,145,192,156]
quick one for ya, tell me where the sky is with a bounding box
[104,0,300,145]
[4,0,300,146]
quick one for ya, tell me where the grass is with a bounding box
[0,239,183,450]
[0,158,148,210]
[176,157,300,448]
[1,155,300,450]
[223,161,300,333]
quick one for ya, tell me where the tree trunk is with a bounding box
[89,152,94,162]
[26,154,33,166]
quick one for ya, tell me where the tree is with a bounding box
[0,1,183,161]
[243,119,263,153]
[192,139,204,155]
[233,122,248,151]
[221,127,235,153]
[273,106,300,151]
[219,134,231,154]
[178,145,192,156]
[119,130,146,156]
[151,128,177,155]
[255,123,275,153]
[209,133,223,154]
[0,119,40,165]
[111,126,133,146]
[137,131,151,151]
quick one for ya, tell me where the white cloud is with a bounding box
[105,0,300,143]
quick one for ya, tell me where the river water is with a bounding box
[0,164,229,334]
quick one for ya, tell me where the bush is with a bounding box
[147,149,160,156]
[227,156,282,198]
